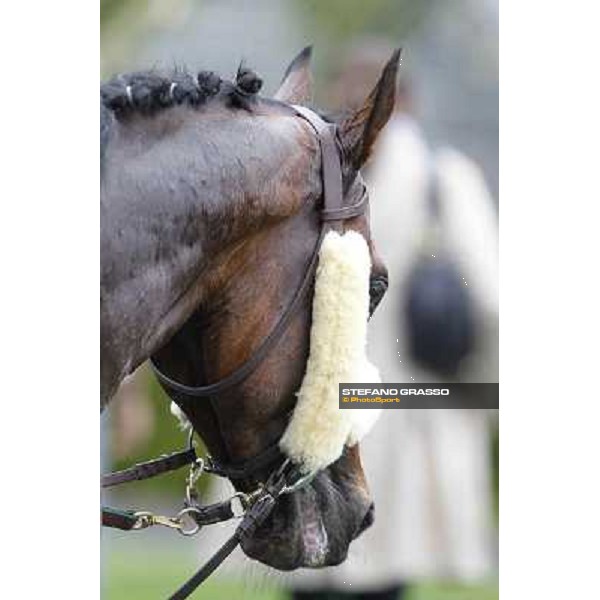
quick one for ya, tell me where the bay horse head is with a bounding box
[101,47,400,571]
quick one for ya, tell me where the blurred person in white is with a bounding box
[285,41,498,599]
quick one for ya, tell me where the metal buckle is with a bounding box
[175,507,202,537]
[131,506,204,537]
[131,511,154,530]
[280,470,317,495]
[152,514,186,531]
[275,459,317,495]
[132,511,186,532]
[229,493,249,518]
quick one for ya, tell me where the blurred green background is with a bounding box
[105,552,498,600]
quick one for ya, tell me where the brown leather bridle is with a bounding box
[101,106,368,600]
[150,105,367,399]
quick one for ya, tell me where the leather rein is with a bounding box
[101,105,367,600]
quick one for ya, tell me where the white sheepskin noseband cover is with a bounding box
[170,230,382,472]
[279,230,382,473]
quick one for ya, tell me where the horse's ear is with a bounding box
[338,48,402,171]
[274,46,313,104]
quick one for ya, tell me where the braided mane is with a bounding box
[100,64,264,169]
[101,64,263,117]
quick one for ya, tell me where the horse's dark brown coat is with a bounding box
[101,48,400,569]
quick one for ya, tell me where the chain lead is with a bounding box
[185,457,205,505]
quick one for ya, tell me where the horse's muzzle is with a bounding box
[239,447,373,570]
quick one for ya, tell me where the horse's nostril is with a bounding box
[356,502,375,537]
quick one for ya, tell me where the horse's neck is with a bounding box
[100,109,310,404]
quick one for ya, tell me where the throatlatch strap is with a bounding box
[101,447,197,488]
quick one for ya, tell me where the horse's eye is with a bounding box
[369,275,388,317]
